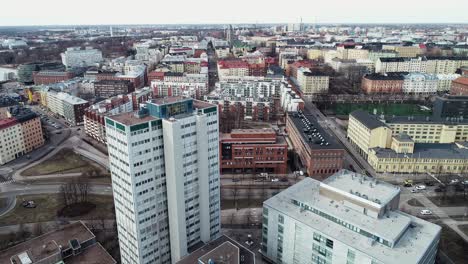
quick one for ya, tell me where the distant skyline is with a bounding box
[1,0,468,26]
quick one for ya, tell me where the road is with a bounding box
[0,182,113,199]
[304,103,373,176]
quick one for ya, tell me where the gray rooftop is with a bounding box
[264,171,441,264]
[372,142,468,159]
[350,110,387,129]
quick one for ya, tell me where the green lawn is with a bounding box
[0,194,114,226]
[22,148,109,177]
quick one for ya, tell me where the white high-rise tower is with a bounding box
[106,96,221,264]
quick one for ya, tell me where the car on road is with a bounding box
[434,186,446,192]
[420,209,433,215]
[424,181,435,186]
[450,179,460,185]
[463,180,468,185]
[271,178,279,182]
[415,185,426,190]
[411,189,419,193]
[404,179,413,187]
[56,131,62,134]
[280,178,288,182]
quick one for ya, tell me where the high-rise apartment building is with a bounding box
[105,96,221,264]
[261,170,441,264]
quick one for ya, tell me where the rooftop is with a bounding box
[453,77,468,86]
[0,221,115,264]
[350,110,387,129]
[109,111,156,126]
[0,117,18,130]
[288,110,342,150]
[264,172,441,264]
[177,235,255,264]
[150,96,190,106]
[372,142,468,159]
[364,73,407,81]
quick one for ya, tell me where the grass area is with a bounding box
[22,148,109,177]
[221,199,264,210]
[319,102,431,116]
[0,194,114,226]
[407,198,424,207]
[437,222,468,264]
[427,195,468,207]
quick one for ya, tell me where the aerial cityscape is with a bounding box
[0,2,468,264]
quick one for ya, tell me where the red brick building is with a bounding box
[361,73,406,94]
[220,128,288,174]
[286,111,344,179]
[33,70,75,85]
[450,77,468,95]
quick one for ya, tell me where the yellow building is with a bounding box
[348,110,468,174]
[383,45,423,58]
[347,110,392,159]
[368,142,468,174]
[306,49,326,60]
[336,47,369,60]
[296,68,329,99]
[385,116,468,143]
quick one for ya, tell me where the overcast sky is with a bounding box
[1,0,467,26]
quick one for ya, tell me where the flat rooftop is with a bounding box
[0,222,115,264]
[372,142,468,159]
[108,111,156,126]
[323,170,400,207]
[150,96,190,106]
[264,172,441,264]
[198,241,239,264]
[177,235,255,264]
[288,111,342,150]
[65,243,116,264]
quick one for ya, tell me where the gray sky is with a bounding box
[1,0,467,26]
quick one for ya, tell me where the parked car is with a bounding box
[271,178,279,182]
[450,179,460,185]
[411,189,419,193]
[415,185,426,190]
[22,200,36,208]
[463,180,468,185]
[454,185,465,192]
[420,209,433,215]
[424,181,435,186]
[280,178,288,182]
[232,178,240,182]
[404,179,413,187]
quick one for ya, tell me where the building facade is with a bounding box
[0,118,24,165]
[220,129,288,174]
[296,68,329,99]
[105,97,221,264]
[45,91,89,125]
[94,79,135,98]
[262,170,441,264]
[61,47,103,68]
[32,70,75,85]
[361,73,405,94]
[450,77,468,95]
[286,111,344,178]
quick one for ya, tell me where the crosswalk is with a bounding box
[0,179,16,185]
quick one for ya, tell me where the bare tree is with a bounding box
[60,177,91,206]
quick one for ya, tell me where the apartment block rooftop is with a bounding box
[0,221,116,264]
[264,170,441,264]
